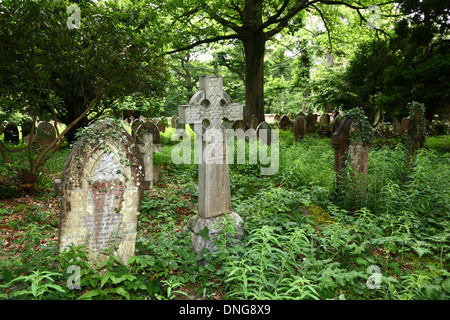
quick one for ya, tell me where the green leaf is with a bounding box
[78,289,102,300]
[442,278,450,294]
[2,267,13,282]
[112,287,130,299]
[100,272,112,288]
[199,226,210,240]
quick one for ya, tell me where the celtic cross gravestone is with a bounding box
[178,75,244,253]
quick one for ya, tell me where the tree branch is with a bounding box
[33,93,101,171]
[311,4,333,51]
[263,0,311,38]
[260,0,291,30]
[165,34,239,55]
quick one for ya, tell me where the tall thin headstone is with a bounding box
[178,75,244,254]
[56,119,145,265]
[305,113,316,134]
[406,102,426,161]
[331,112,372,210]
[294,114,306,140]
[171,116,178,128]
[256,121,272,146]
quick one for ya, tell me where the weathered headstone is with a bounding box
[400,118,410,133]
[305,113,316,134]
[36,122,56,149]
[294,114,306,140]
[171,116,178,128]
[331,113,371,210]
[274,114,280,122]
[406,102,426,161]
[4,123,19,145]
[178,75,244,254]
[249,115,259,130]
[175,117,185,130]
[135,121,162,188]
[319,113,330,126]
[279,115,291,131]
[131,118,143,140]
[152,117,159,124]
[256,121,272,146]
[392,117,401,134]
[56,119,145,265]
[156,120,165,133]
[232,119,246,131]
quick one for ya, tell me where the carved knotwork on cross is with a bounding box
[179,75,243,163]
[178,75,243,218]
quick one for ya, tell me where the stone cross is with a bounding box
[178,75,244,254]
[138,132,161,189]
[178,75,242,219]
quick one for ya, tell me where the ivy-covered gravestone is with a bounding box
[331,108,373,210]
[56,118,145,265]
[406,102,426,161]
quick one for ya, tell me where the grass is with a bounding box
[0,131,449,300]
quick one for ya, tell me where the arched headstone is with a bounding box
[256,121,272,146]
[36,122,56,148]
[294,115,306,140]
[135,121,160,145]
[56,119,145,265]
[4,123,19,145]
[249,115,259,130]
[279,115,291,131]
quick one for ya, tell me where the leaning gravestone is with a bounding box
[4,123,19,145]
[56,119,145,265]
[294,114,306,140]
[178,75,244,254]
[36,122,56,149]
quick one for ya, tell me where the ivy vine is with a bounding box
[344,108,374,145]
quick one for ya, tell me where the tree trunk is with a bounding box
[242,32,266,123]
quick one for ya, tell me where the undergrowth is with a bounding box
[0,130,449,300]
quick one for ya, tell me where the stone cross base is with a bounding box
[187,212,244,254]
